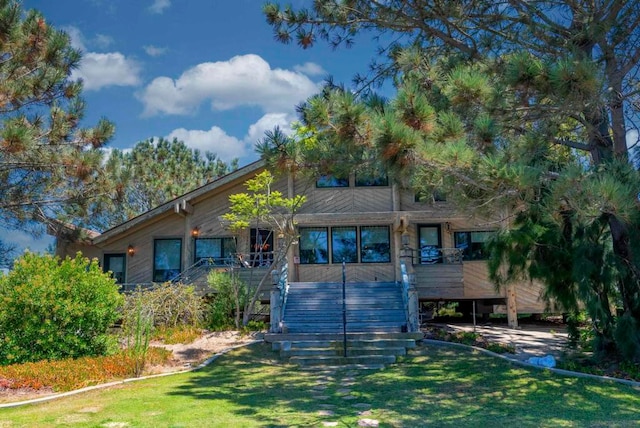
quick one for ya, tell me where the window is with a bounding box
[355,172,388,187]
[299,227,329,264]
[250,228,273,267]
[331,226,358,263]
[418,225,442,264]
[195,237,235,264]
[300,225,391,265]
[153,238,182,282]
[360,226,391,262]
[104,253,125,284]
[316,174,349,188]
[454,231,493,261]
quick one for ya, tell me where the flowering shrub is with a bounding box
[0,252,123,365]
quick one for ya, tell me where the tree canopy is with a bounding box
[263,0,640,360]
[0,0,114,234]
[79,137,238,232]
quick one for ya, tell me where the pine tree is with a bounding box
[0,1,114,234]
[263,1,640,360]
[81,137,238,232]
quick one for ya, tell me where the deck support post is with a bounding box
[506,283,518,329]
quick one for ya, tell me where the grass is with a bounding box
[2,343,640,427]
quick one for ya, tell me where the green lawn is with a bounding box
[1,343,639,427]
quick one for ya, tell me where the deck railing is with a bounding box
[401,247,463,265]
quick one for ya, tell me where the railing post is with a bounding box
[270,276,282,333]
[408,285,420,332]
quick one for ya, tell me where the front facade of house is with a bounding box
[54,160,547,327]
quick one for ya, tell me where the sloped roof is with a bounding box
[91,159,265,245]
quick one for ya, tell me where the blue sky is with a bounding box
[4,0,382,253]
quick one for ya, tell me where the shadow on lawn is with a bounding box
[167,342,640,427]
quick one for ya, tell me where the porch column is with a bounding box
[270,283,282,333]
[506,283,518,328]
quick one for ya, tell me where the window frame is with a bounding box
[103,253,126,284]
[360,225,391,263]
[331,226,358,264]
[298,225,392,265]
[454,231,493,261]
[194,237,235,265]
[418,224,442,264]
[153,238,183,282]
[316,174,349,188]
[298,227,329,265]
[355,172,389,187]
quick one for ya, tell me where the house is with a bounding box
[53,159,548,330]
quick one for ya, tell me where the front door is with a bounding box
[418,225,442,264]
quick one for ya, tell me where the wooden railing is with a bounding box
[401,247,463,265]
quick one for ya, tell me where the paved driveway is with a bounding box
[437,323,569,361]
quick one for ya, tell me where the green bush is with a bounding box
[206,271,247,329]
[0,252,123,365]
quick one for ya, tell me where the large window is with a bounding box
[195,237,235,264]
[316,174,349,188]
[104,253,125,284]
[418,225,442,264]
[299,227,329,264]
[154,238,182,282]
[355,172,388,187]
[360,226,391,262]
[331,226,358,263]
[454,231,493,261]
[299,225,391,265]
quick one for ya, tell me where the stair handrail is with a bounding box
[168,257,227,284]
[400,260,420,332]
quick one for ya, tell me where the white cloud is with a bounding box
[64,27,142,91]
[294,62,326,76]
[166,126,249,163]
[72,52,142,91]
[94,34,114,49]
[245,113,294,145]
[138,54,319,117]
[149,0,171,14]
[63,26,86,51]
[144,45,167,57]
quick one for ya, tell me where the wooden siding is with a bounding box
[298,185,394,215]
[514,281,546,313]
[462,262,502,299]
[296,264,395,283]
[414,264,464,299]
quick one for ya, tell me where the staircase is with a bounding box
[283,281,407,333]
[266,281,422,368]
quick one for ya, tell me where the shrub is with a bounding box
[153,325,202,344]
[207,271,248,329]
[0,252,123,365]
[121,282,204,330]
[0,348,173,392]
